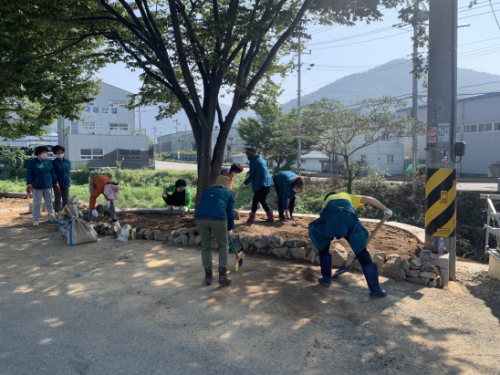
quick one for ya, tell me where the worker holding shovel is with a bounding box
[309,192,392,299]
[195,176,235,286]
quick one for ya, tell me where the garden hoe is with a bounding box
[234,185,244,199]
[332,213,390,278]
[229,236,245,271]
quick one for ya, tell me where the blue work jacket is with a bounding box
[51,158,71,189]
[309,199,368,254]
[195,186,235,231]
[243,156,273,192]
[274,171,298,210]
[26,158,58,190]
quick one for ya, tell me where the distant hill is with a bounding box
[138,104,255,139]
[281,59,500,111]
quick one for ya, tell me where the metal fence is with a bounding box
[88,148,154,170]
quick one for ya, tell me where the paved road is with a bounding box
[1,223,499,374]
[155,160,198,171]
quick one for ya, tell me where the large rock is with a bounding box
[168,231,175,242]
[96,204,105,215]
[405,269,421,278]
[410,257,423,270]
[429,276,442,288]
[373,255,384,275]
[295,239,309,248]
[155,230,163,241]
[272,247,288,258]
[400,259,411,271]
[345,251,356,268]
[144,230,154,240]
[387,254,399,261]
[110,222,121,236]
[307,249,317,264]
[308,239,318,253]
[231,237,242,252]
[270,236,284,248]
[173,236,183,244]
[353,260,362,271]
[252,235,262,244]
[188,233,195,245]
[331,247,348,268]
[288,247,307,260]
[284,239,298,248]
[137,228,146,239]
[333,242,347,253]
[375,252,387,262]
[175,228,191,236]
[420,271,437,279]
[234,210,241,220]
[254,236,270,249]
[194,235,202,246]
[188,228,199,235]
[406,277,430,286]
[421,262,439,273]
[181,234,189,246]
[382,257,404,279]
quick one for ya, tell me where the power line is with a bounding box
[458,7,500,19]
[310,31,411,51]
[306,26,396,47]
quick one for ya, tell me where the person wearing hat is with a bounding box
[309,192,392,299]
[273,171,304,222]
[195,176,235,286]
[162,179,192,212]
[240,148,274,224]
[26,145,60,225]
[88,175,120,222]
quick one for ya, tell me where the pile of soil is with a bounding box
[92,211,422,259]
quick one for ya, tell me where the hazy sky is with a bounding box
[96,0,500,107]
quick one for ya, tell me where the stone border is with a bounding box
[116,207,188,215]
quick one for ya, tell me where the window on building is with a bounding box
[494,122,500,131]
[470,124,477,132]
[110,123,129,131]
[108,100,128,108]
[485,123,492,131]
[456,126,461,133]
[80,149,104,160]
[464,125,470,133]
[82,122,96,130]
[387,155,394,163]
[478,124,485,132]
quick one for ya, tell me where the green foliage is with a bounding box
[0,146,30,179]
[0,1,105,138]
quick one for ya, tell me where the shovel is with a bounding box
[234,184,244,199]
[229,236,245,271]
[332,213,390,278]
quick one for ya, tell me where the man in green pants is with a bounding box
[195,176,235,286]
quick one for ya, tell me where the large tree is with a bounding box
[302,97,421,193]
[72,0,401,203]
[0,1,105,139]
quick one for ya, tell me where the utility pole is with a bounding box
[426,0,458,281]
[411,0,420,195]
[138,107,142,133]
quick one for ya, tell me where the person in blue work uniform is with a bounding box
[196,176,235,286]
[240,148,274,224]
[26,146,60,225]
[309,192,393,299]
[51,145,71,213]
[273,171,304,222]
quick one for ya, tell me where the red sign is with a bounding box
[427,127,437,143]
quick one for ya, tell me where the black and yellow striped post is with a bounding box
[425,168,456,239]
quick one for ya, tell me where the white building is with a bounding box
[57,83,149,169]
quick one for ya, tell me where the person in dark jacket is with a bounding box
[220,163,244,189]
[309,192,392,299]
[240,148,274,224]
[273,171,304,222]
[195,176,235,286]
[51,145,71,213]
[26,146,60,225]
[162,179,192,212]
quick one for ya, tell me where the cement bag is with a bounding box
[58,218,71,239]
[116,227,130,242]
[67,217,98,246]
[61,203,79,218]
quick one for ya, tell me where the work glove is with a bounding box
[162,193,167,198]
[106,200,111,209]
[92,209,99,218]
[54,184,60,193]
[26,186,33,195]
[384,209,393,217]
[227,230,233,236]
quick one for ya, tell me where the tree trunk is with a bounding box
[344,155,354,194]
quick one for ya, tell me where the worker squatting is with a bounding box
[26,145,392,299]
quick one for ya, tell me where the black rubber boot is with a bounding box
[205,269,213,286]
[362,264,387,299]
[218,267,232,285]
[318,253,332,286]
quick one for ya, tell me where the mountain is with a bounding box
[138,103,255,139]
[280,59,500,111]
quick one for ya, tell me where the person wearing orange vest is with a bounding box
[88,175,120,222]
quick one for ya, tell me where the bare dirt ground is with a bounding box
[1,206,500,374]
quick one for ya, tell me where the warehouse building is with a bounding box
[397,93,500,177]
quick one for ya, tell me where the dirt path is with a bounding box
[0,225,499,374]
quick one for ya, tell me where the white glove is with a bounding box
[92,209,99,218]
[228,230,233,235]
[384,209,393,217]
[106,201,111,209]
